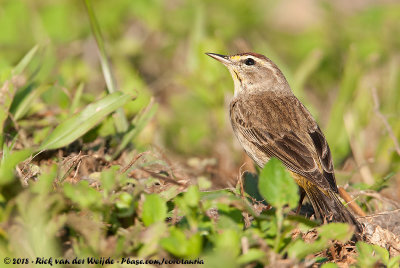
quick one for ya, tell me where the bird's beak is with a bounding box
[205,53,231,66]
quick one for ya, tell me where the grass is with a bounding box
[1,0,400,267]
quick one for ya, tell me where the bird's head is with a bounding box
[206,52,290,96]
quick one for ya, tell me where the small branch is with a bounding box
[338,187,366,217]
[352,189,400,209]
[140,168,184,186]
[371,87,400,156]
[119,151,149,174]
[360,208,400,218]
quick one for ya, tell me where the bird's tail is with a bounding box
[304,185,362,234]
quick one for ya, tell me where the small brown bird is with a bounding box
[207,52,361,232]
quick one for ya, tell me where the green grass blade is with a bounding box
[10,84,49,121]
[0,149,32,186]
[12,45,39,76]
[39,92,132,151]
[83,0,128,132]
[0,82,15,137]
[112,99,158,159]
[1,46,39,135]
[69,82,84,115]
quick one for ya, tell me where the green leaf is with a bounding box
[31,165,57,194]
[356,241,380,267]
[317,223,353,242]
[63,180,102,209]
[69,82,84,115]
[321,263,338,268]
[113,99,157,158]
[0,149,32,185]
[0,81,16,136]
[288,223,352,260]
[183,185,200,207]
[214,229,240,257]
[137,222,167,257]
[388,255,400,268]
[243,171,264,201]
[161,229,202,258]
[100,166,119,194]
[371,245,389,265]
[258,158,299,209]
[39,92,132,151]
[115,192,134,217]
[187,233,202,257]
[237,249,265,264]
[83,0,128,132]
[12,45,39,76]
[142,194,166,226]
[10,84,49,120]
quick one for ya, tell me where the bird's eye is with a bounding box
[244,58,255,66]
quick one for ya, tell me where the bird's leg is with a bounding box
[296,188,306,214]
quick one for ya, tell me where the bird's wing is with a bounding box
[231,96,337,193]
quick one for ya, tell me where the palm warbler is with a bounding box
[207,52,362,233]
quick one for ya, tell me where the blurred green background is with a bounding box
[1,0,400,197]
[2,0,400,265]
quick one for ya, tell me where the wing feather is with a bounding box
[230,95,338,192]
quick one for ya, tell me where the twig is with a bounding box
[371,87,400,156]
[60,152,88,182]
[360,208,400,218]
[352,189,400,209]
[140,168,184,186]
[338,187,366,217]
[119,151,149,174]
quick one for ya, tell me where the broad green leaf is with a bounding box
[318,223,353,242]
[388,255,400,268]
[321,263,338,268]
[287,238,319,260]
[138,222,167,257]
[39,92,132,151]
[288,223,352,260]
[214,229,240,257]
[217,214,241,231]
[237,249,265,264]
[115,192,134,217]
[186,233,202,257]
[141,194,166,226]
[100,166,119,193]
[258,158,299,209]
[371,245,389,265]
[31,165,57,195]
[356,241,380,267]
[63,181,102,209]
[183,185,200,207]
[161,228,202,258]
[243,171,264,201]
[0,149,32,185]
[160,227,187,257]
